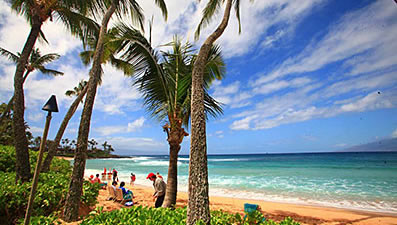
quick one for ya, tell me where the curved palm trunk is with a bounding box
[163,141,180,208]
[12,14,43,183]
[187,0,232,224]
[63,2,116,222]
[41,86,88,172]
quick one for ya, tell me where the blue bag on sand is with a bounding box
[244,203,258,213]
[125,201,133,206]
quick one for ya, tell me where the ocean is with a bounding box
[83,152,397,214]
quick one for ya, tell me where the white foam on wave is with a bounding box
[138,161,184,166]
[208,158,241,162]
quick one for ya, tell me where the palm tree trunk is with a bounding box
[12,14,43,183]
[63,2,116,222]
[163,141,180,208]
[187,0,232,224]
[41,85,88,172]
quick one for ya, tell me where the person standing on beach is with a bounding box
[130,173,136,186]
[112,169,118,182]
[147,172,166,208]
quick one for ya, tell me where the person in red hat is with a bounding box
[147,172,166,208]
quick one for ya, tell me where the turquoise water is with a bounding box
[83,152,397,213]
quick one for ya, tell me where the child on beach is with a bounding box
[156,172,163,180]
[130,173,136,186]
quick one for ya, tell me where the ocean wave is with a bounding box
[138,161,184,166]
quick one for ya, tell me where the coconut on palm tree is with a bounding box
[8,0,99,183]
[0,47,63,126]
[63,1,167,221]
[41,80,88,172]
[188,0,253,224]
[132,36,225,208]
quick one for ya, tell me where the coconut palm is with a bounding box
[0,47,63,126]
[63,1,167,221]
[8,0,99,183]
[188,0,254,224]
[132,36,225,208]
[41,80,88,172]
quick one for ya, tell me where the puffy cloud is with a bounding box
[127,117,145,132]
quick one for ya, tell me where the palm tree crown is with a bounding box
[135,36,225,128]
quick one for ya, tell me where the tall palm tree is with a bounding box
[63,1,167,220]
[41,80,88,172]
[0,47,63,126]
[133,36,225,208]
[188,0,253,224]
[8,0,99,183]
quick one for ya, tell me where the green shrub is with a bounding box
[0,145,16,172]
[0,145,100,224]
[81,206,299,225]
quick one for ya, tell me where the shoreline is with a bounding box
[90,183,397,225]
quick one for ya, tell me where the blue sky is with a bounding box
[0,0,396,155]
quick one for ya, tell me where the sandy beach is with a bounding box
[82,183,397,225]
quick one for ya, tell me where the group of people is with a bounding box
[91,169,166,208]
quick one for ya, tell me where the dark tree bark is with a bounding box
[12,13,43,183]
[62,2,116,222]
[163,142,180,208]
[187,0,232,224]
[41,85,88,172]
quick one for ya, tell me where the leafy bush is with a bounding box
[0,145,100,224]
[81,206,299,225]
[0,145,16,172]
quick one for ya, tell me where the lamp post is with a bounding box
[24,95,58,225]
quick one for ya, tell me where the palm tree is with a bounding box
[41,80,88,172]
[0,47,63,123]
[8,0,99,183]
[133,36,224,208]
[187,0,253,224]
[63,1,167,221]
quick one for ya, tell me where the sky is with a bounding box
[0,0,396,155]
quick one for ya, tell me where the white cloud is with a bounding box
[95,117,145,136]
[96,136,166,154]
[27,112,44,122]
[96,126,125,136]
[340,92,393,112]
[127,117,145,132]
[254,0,397,86]
[392,129,397,138]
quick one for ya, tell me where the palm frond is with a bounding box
[37,68,64,76]
[195,0,223,40]
[234,0,242,33]
[55,6,100,47]
[153,0,168,21]
[0,47,19,63]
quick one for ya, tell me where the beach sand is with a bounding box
[80,183,397,225]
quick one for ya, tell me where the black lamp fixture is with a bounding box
[42,95,59,112]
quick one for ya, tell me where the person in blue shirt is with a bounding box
[119,181,133,200]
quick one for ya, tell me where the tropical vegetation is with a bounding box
[0,145,100,224]
[133,36,225,208]
[8,0,99,184]
[0,47,63,126]
[80,206,299,225]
